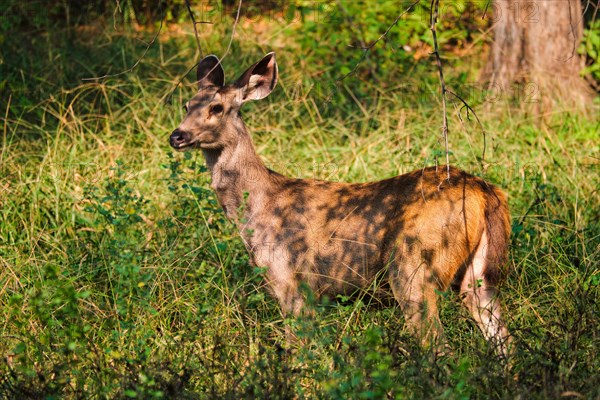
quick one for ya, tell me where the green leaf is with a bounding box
[14,342,26,354]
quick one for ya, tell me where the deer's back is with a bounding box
[244,166,502,294]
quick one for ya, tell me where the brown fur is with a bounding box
[170,53,512,355]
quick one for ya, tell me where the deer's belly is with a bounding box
[247,224,386,295]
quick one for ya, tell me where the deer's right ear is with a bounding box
[234,52,278,103]
[197,55,225,90]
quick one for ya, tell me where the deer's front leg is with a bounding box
[252,243,305,316]
[266,257,304,317]
[263,259,306,346]
[269,278,305,317]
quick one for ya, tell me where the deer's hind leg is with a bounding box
[389,252,444,347]
[459,230,511,357]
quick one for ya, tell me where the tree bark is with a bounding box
[482,0,592,108]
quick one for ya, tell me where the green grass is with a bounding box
[1,8,599,400]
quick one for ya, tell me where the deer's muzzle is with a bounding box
[170,129,192,150]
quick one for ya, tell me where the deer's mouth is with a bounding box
[172,140,222,151]
[170,129,222,151]
[171,141,199,151]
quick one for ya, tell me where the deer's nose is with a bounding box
[170,129,191,148]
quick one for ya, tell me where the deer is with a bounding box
[169,52,512,357]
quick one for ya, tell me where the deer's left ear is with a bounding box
[234,52,278,103]
[197,55,225,90]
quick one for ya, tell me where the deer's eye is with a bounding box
[209,104,224,115]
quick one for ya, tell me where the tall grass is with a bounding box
[1,7,598,399]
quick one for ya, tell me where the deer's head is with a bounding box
[170,53,278,151]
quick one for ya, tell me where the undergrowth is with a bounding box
[1,1,598,399]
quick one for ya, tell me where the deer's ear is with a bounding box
[197,55,225,89]
[234,52,278,103]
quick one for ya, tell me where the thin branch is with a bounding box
[83,8,164,81]
[165,0,243,104]
[165,62,201,104]
[565,0,598,62]
[359,0,422,51]
[336,0,421,83]
[113,0,122,30]
[336,50,369,83]
[336,0,486,172]
[335,0,376,79]
[429,0,450,179]
[481,0,491,20]
[565,0,578,61]
[589,0,600,21]
[336,0,369,51]
[446,89,487,163]
[185,0,203,58]
[576,0,598,32]
[219,0,243,66]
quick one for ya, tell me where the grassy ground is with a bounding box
[1,5,599,399]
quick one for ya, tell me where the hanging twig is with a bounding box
[429,0,450,179]
[165,62,200,105]
[83,5,164,81]
[219,0,243,66]
[335,0,378,80]
[336,0,488,171]
[481,0,492,20]
[565,0,599,62]
[113,0,122,30]
[567,0,577,60]
[185,0,204,58]
[584,0,599,21]
[335,1,368,51]
[337,0,421,83]
[446,89,487,164]
[165,0,243,104]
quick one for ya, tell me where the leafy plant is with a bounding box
[579,19,600,85]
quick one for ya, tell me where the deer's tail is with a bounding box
[482,186,511,286]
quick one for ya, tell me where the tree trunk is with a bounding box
[482,0,592,108]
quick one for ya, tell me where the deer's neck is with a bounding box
[203,124,274,221]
